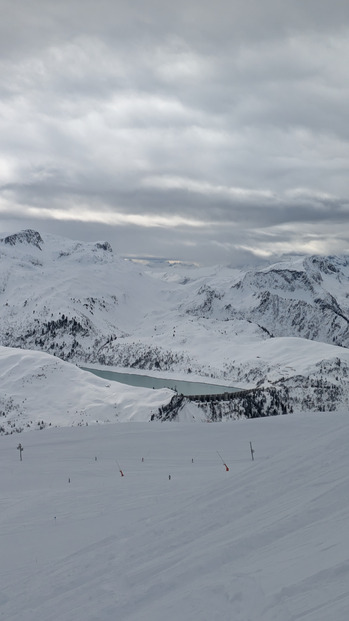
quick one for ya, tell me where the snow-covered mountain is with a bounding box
[182,255,349,347]
[0,229,194,371]
[0,345,184,434]
[2,228,349,421]
[2,240,349,621]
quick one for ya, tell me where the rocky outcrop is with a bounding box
[184,256,349,347]
[156,363,349,422]
[1,229,349,418]
[0,229,44,249]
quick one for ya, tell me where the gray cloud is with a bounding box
[1,0,349,265]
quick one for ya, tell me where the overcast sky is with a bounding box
[1,0,349,265]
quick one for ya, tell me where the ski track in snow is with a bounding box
[1,414,349,620]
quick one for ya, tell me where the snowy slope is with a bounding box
[155,337,349,421]
[0,346,177,433]
[182,254,349,347]
[1,229,349,377]
[2,229,349,416]
[1,414,349,620]
[2,336,349,433]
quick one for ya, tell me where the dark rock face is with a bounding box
[0,230,44,250]
[155,358,349,421]
[185,256,349,348]
[95,242,113,253]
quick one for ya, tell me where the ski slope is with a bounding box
[1,413,349,620]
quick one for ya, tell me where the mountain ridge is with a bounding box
[2,229,349,421]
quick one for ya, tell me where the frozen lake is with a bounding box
[81,366,240,396]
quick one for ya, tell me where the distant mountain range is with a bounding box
[1,228,349,423]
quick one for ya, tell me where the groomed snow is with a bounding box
[1,412,349,620]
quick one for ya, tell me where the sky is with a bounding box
[1,0,349,266]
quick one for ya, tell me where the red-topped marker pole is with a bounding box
[217,451,229,471]
[116,459,124,477]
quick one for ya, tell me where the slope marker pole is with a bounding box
[17,443,24,461]
[217,450,229,471]
[116,459,124,477]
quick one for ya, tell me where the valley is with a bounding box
[1,229,349,423]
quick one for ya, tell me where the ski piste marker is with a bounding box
[116,459,124,477]
[217,451,229,471]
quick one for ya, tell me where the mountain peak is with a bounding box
[0,229,43,250]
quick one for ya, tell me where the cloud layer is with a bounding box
[1,0,349,264]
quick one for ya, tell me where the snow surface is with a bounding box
[1,231,349,618]
[1,413,349,620]
[3,337,349,433]
[2,229,349,387]
[0,346,178,430]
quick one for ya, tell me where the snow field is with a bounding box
[1,413,349,620]
[4,231,349,394]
